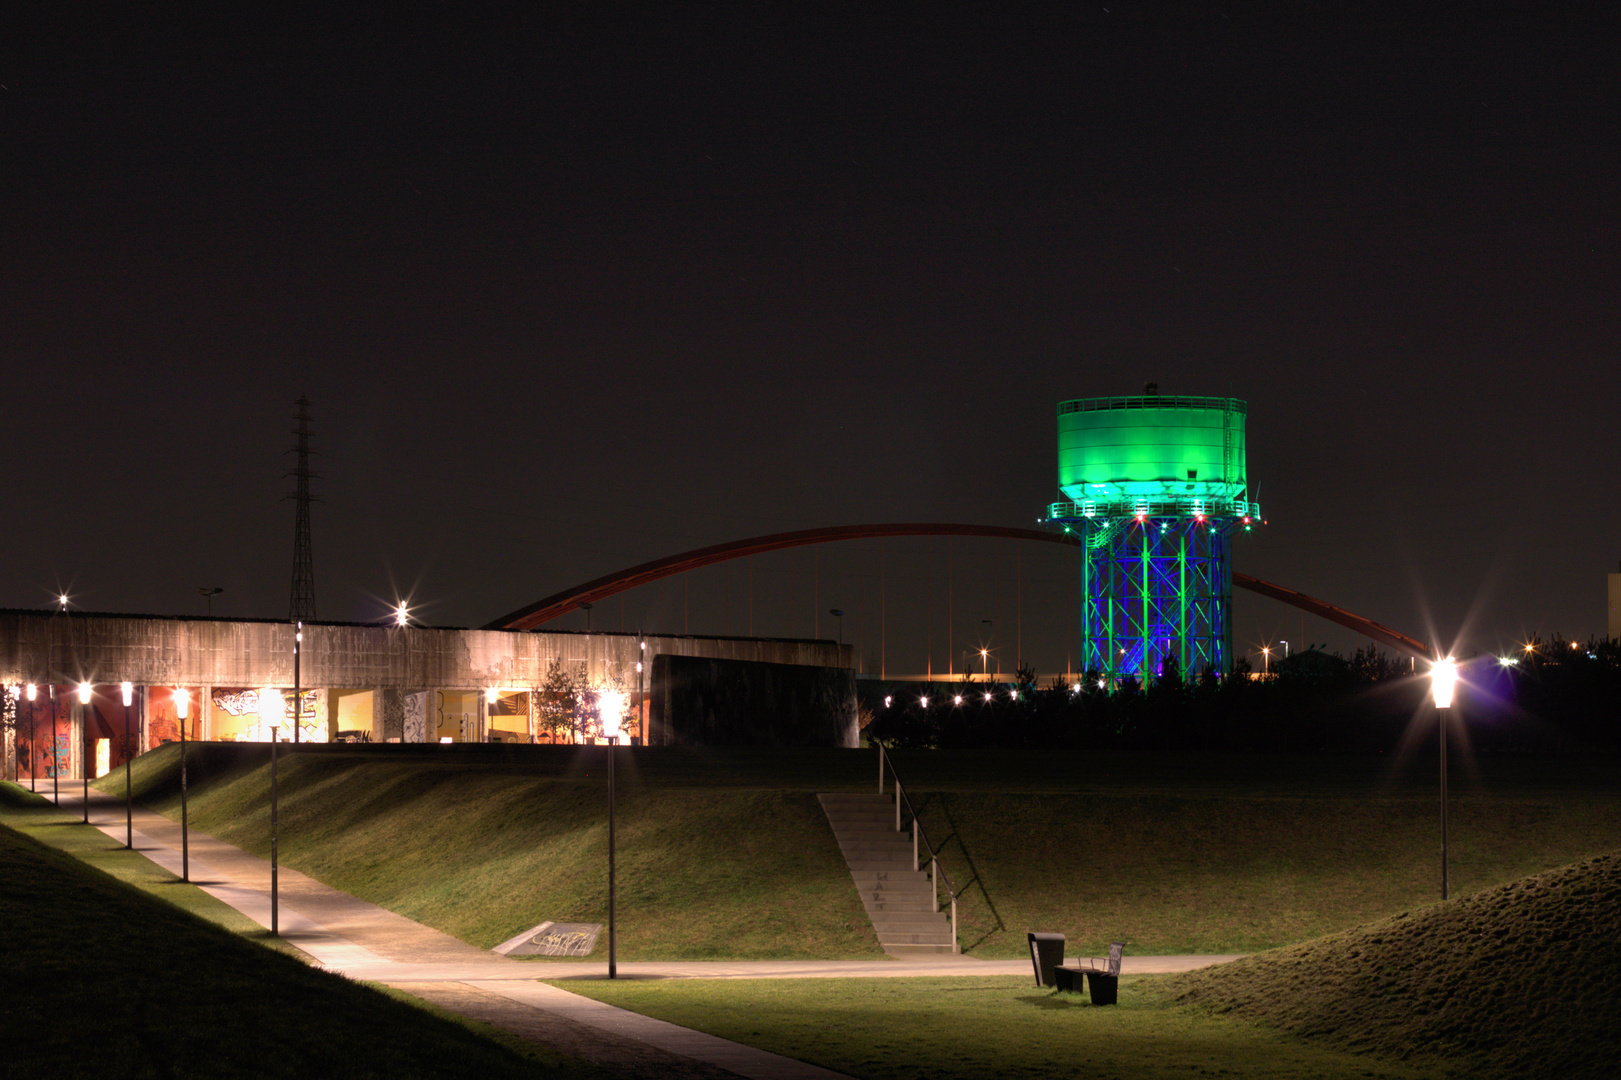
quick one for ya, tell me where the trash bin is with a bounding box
[1086,971,1119,1006]
[1028,932,1065,987]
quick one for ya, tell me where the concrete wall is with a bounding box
[649,654,859,748]
[0,611,849,691]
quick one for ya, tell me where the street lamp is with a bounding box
[829,609,844,645]
[598,689,626,979]
[1430,656,1459,901]
[1261,645,1270,675]
[121,681,134,849]
[979,648,989,677]
[175,689,190,881]
[50,684,59,805]
[260,686,282,935]
[198,586,224,616]
[78,682,92,822]
[25,684,36,794]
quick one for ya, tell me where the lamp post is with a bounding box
[198,587,223,616]
[78,682,92,822]
[121,681,134,849]
[260,687,282,936]
[637,637,646,746]
[829,609,844,645]
[293,621,303,744]
[50,684,59,805]
[26,684,36,793]
[598,689,626,979]
[1430,656,1458,901]
[1261,645,1270,675]
[175,689,190,881]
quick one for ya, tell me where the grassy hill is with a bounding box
[1166,852,1621,1079]
[107,743,1621,960]
[0,784,607,1079]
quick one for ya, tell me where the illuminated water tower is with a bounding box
[1043,388,1261,682]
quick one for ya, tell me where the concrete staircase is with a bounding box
[818,792,956,956]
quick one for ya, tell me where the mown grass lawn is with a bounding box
[103,743,1621,961]
[554,975,1443,1080]
[0,782,611,1079]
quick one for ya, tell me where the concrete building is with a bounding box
[1,610,853,781]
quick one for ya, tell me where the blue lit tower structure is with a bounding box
[1043,390,1261,682]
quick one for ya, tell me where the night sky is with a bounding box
[5,6,1616,674]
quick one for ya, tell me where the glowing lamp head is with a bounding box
[1430,658,1458,709]
[59,594,69,609]
[1010,690,1018,701]
[77,682,92,704]
[953,694,963,705]
[174,689,189,720]
[883,696,892,708]
[919,696,929,708]
[984,692,993,702]
[258,687,282,729]
[1070,682,1080,693]
[485,687,499,703]
[393,604,409,627]
[121,681,133,707]
[598,690,626,740]
[26,683,36,702]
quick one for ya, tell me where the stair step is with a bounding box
[820,791,957,956]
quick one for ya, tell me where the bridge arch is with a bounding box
[486,523,1433,661]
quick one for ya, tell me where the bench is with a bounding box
[1054,941,1126,1004]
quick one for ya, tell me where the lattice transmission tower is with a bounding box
[286,395,319,622]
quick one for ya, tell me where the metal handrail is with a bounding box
[875,740,960,953]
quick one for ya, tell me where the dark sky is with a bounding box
[4,5,1616,672]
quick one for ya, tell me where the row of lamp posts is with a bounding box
[13,634,1456,973]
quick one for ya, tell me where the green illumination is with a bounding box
[1057,395,1248,508]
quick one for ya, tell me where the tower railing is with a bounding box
[1046,496,1259,522]
[875,740,960,953]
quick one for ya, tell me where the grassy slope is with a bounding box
[0,785,608,1080]
[105,743,1621,960]
[1167,853,1621,1080]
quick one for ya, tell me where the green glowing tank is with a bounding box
[1057,393,1249,511]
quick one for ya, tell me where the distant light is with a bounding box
[984,692,993,702]
[1010,690,1018,701]
[393,603,409,627]
[59,594,69,609]
[979,649,988,659]
[174,689,189,719]
[1498,656,1518,667]
[1430,658,1458,709]
[1070,683,1080,693]
[635,661,643,673]
[78,682,92,704]
[919,696,929,708]
[440,736,453,744]
[883,695,892,708]
[485,687,500,703]
[953,694,963,705]
[121,681,133,707]
[26,683,36,702]
[1098,678,1107,689]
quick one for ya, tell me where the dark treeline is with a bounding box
[863,636,1621,753]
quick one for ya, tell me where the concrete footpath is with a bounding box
[31,782,1241,1080]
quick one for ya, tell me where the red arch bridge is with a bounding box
[486,523,1434,663]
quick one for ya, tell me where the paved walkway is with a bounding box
[29,781,1242,1079]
